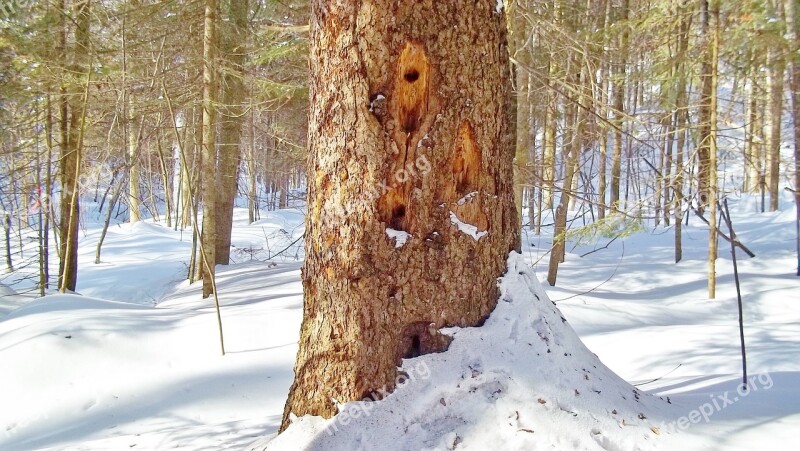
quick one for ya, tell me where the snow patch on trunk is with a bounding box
[450,211,487,240]
[385,228,411,248]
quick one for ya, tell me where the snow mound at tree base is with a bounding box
[254,253,678,450]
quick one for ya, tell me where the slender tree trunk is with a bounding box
[58,0,91,293]
[514,75,529,230]
[36,104,44,287]
[706,0,720,298]
[281,0,519,431]
[662,107,674,226]
[598,71,609,220]
[542,61,557,212]
[122,7,141,224]
[215,0,249,265]
[278,173,288,209]
[596,0,612,221]
[673,0,691,264]
[623,71,640,212]
[787,0,800,274]
[57,0,70,288]
[766,51,785,212]
[95,174,125,264]
[128,96,141,223]
[548,70,584,286]
[510,0,529,232]
[609,0,628,213]
[3,213,11,272]
[180,107,197,230]
[43,96,53,292]
[156,129,173,228]
[146,153,159,222]
[744,71,762,193]
[655,114,668,226]
[199,0,219,298]
[526,69,537,230]
[247,103,258,224]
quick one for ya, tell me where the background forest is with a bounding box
[1,0,798,296]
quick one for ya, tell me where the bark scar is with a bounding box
[377,41,433,232]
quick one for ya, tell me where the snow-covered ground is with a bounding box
[1,194,798,450]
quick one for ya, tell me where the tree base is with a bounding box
[260,253,677,450]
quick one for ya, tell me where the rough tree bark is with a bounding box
[281,0,519,431]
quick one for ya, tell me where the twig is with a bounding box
[579,235,621,258]
[692,208,755,258]
[553,241,625,302]
[269,234,304,260]
[163,80,225,356]
[721,198,748,392]
[633,363,683,387]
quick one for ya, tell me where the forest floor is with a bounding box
[0,193,798,450]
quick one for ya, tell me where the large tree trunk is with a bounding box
[281,0,519,431]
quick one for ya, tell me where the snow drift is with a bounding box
[253,253,676,450]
